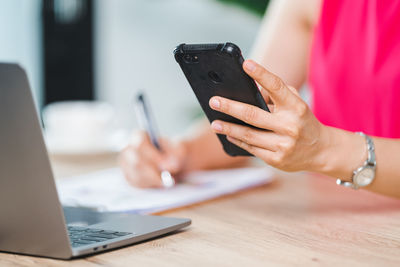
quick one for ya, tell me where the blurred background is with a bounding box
[0,0,269,155]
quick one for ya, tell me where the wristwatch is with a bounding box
[336,132,376,190]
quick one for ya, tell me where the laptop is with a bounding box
[0,63,191,259]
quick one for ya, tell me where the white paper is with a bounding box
[56,167,274,214]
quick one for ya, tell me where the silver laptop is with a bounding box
[0,63,191,259]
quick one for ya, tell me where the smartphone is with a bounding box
[174,42,270,156]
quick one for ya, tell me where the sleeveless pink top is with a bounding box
[309,0,400,138]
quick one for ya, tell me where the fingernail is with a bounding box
[210,98,220,109]
[243,60,256,72]
[211,121,223,131]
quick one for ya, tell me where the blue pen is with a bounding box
[135,92,175,188]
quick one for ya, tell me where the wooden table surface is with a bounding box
[1,154,400,266]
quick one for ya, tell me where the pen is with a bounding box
[134,92,176,188]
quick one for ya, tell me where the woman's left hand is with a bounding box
[209,59,328,172]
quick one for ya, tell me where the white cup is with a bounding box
[42,101,121,154]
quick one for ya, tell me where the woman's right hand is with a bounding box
[118,131,187,188]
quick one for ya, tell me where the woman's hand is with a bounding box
[119,132,187,188]
[209,60,328,172]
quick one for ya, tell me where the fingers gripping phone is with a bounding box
[174,42,270,156]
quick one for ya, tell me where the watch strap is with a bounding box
[362,133,376,167]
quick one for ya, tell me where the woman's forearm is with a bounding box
[313,126,400,198]
[372,137,400,197]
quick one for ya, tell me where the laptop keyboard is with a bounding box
[68,226,132,248]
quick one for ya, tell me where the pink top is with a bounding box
[309,0,400,138]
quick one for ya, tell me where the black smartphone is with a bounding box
[174,42,270,156]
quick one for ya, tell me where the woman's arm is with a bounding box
[321,127,400,198]
[251,0,321,88]
[209,60,400,199]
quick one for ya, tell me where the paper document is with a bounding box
[56,167,274,214]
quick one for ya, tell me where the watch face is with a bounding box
[354,167,375,187]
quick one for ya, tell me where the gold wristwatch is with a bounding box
[336,132,376,190]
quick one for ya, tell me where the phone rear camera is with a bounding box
[183,54,199,64]
[208,71,222,84]
[183,54,192,63]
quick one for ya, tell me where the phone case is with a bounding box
[174,42,270,156]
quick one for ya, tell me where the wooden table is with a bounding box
[1,154,400,266]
